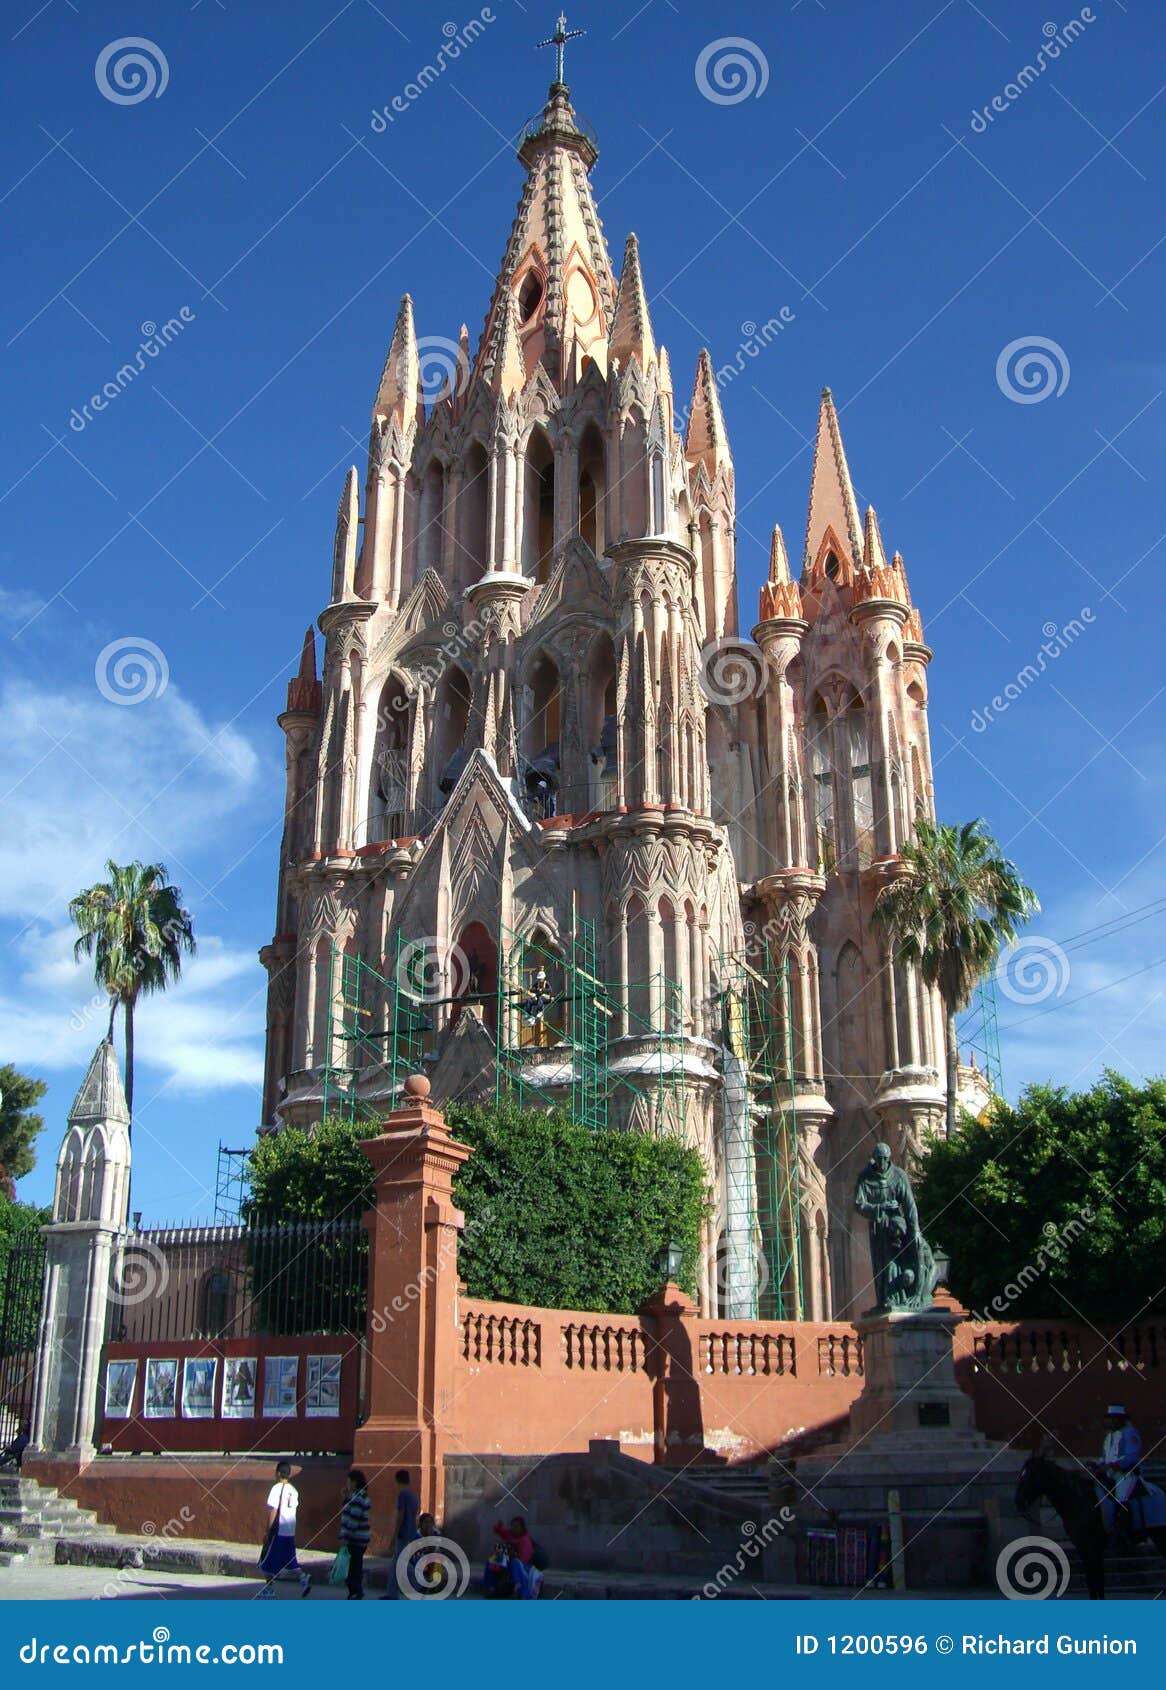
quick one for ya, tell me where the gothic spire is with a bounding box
[609,233,656,370]
[472,74,615,394]
[330,467,360,603]
[769,523,791,584]
[803,387,863,575]
[758,523,802,621]
[287,627,321,713]
[297,625,316,681]
[374,294,424,429]
[862,505,888,573]
[69,1039,129,1128]
[685,349,730,475]
[492,286,527,402]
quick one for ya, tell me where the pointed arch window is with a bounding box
[458,440,490,589]
[808,700,835,872]
[418,459,445,573]
[433,666,471,802]
[577,425,605,554]
[522,652,561,818]
[649,453,666,535]
[369,674,411,842]
[517,270,544,324]
[521,429,556,583]
[847,701,874,867]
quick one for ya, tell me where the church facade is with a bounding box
[259,75,947,1320]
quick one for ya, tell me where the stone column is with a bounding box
[354,1075,472,1529]
[30,1041,131,1463]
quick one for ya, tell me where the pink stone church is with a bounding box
[258,66,947,1323]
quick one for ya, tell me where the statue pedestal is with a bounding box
[784,1305,1024,1588]
[849,1306,976,1443]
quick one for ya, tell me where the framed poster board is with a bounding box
[304,1354,341,1418]
[222,1356,257,1419]
[262,1355,299,1418]
[104,1358,138,1419]
[143,1358,178,1418]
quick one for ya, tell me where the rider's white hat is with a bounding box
[1106,1403,1127,1416]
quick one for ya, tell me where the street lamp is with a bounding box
[656,1238,684,1284]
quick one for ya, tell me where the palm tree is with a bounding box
[871,818,1037,1135]
[69,861,196,1126]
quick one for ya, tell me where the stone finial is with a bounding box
[684,348,730,474]
[769,523,791,585]
[609,232,656,370]
[493,286,527,402]
[287,626,321,713]
[862,505,888,573]
[67,1039,128,1128]
[374,294,424,428]
[758,524,802,621]
[330,466,360,604]
[403,1073,431,1100]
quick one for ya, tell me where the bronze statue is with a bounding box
[853,1142,938,1312]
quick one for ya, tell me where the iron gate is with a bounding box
[0,1234,46,1442]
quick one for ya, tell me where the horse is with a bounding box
[1015,1450,1166,1600]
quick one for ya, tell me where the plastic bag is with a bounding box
[327,1545,350,1586]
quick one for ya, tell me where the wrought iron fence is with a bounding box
[109,1217,367,1345]
[0,1235,46,1441]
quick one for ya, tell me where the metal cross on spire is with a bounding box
[536,12,585,86]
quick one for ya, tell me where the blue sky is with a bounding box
[3,0,1164,1217]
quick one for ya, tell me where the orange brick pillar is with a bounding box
[644,1279,703,1465]
[353,1075,471,1534]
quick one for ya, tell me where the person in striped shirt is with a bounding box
[339,1469,371,1599]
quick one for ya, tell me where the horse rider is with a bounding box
[1097,1403,1144,1541]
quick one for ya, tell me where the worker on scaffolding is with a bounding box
[522,965,550,1024]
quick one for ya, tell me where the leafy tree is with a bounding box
[246,1101,709,1315]
[69,860,195,1124]
[916,1072,1166,1323]
[871,817,1038,1134]
[0,1066,46,1195]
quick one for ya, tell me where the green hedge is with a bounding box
[246,1100,708,1315]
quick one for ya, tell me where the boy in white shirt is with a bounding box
[258,1461,312,1598]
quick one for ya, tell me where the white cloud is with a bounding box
[0,587,48,626]
[0,673,260,925]
[0,673,268,1098]
[0,924,265,1095]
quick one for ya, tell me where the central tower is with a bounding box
[260,57,947,1322]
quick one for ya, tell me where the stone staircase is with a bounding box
[679,1465,772,1511]
[0,1473,118,1568]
